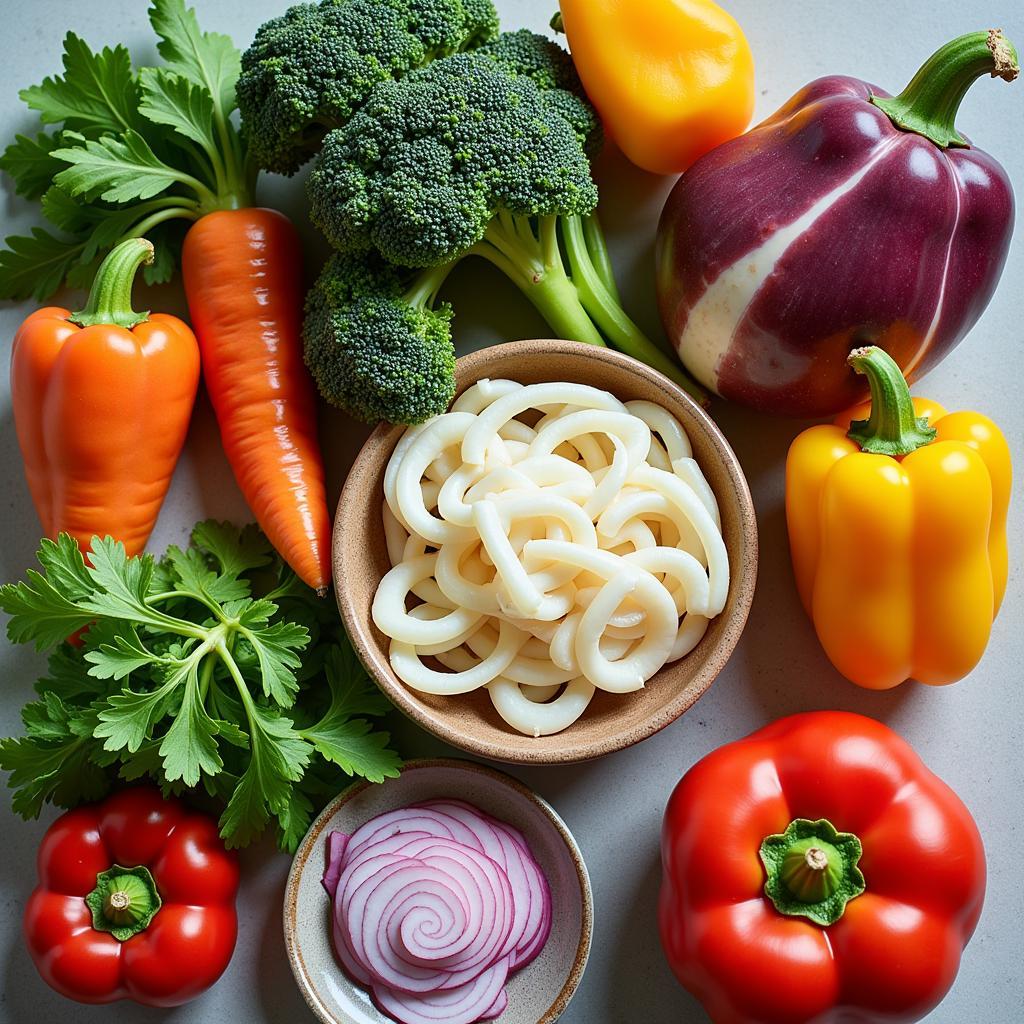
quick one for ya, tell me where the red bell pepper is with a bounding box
[659,712,985,1024]
[24,786,239,1007]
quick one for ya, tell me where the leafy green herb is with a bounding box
[0,0,251,302]
[0,523,401,851]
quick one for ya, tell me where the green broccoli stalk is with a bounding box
[237,0,500,175]
[304,252,458,423]
[305,35,706,409]
[469,212,701,393]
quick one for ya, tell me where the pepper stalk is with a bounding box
[85,864,163,942]
[846,346,937,456]
[760,818,866,926]
[871,29,1020,149]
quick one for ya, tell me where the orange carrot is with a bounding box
[182,209,330,592]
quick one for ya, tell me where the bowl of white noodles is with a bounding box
[333,340,757,764]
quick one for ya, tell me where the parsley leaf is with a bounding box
[53,130,192,204]
[139,67,218,153]
[0,524,402,850]
[0,697,107,817]
[238,607,308,706]
[149,0,241,118]
[0,133,64,199]
[20,32,143,137]
[0,226,87,302]
[192,520,272,578]
[159,665,224,785]
[94,652,196,754]
[0,565,96,649]
[84,626,159,681]
[219,702,310,849]
[300,646,401,783]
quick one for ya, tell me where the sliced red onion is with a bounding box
[346,807,484,859]
[322,831,350,899]
[415,801,528,960]
[373,955,511,1024]
[326,801,551,1024]
[480,987,507,1020]
[500,831,551,970]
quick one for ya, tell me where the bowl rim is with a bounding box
[282,757,595,1024]
[334,338,758,764]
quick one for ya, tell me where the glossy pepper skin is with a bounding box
[787,346,1010,689]
[657,31,1018,416]
[11,239,199,556]
[24,787,239,1007]
[557,0,753,175]
[659,711,986,1024]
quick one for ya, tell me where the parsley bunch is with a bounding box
[0,522,400,851]
[0,0,252,301]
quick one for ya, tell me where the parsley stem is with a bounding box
[216,640,253,711]
[149,586,226,621]
[198,655,216,703]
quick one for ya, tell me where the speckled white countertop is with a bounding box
[1,1,1021,1021]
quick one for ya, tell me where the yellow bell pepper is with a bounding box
[786,346,1010,690]
[556,0,754,175]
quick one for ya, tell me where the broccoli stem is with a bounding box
[462,213,709,406]
[406,260,459,308]
[561,216,708,404]
[471,221,608,347]
[580,213,620,300]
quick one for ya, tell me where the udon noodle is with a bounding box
[372,379,730,736]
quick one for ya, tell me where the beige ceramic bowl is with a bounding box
[284,759,593,1024]
[334,340,758,764]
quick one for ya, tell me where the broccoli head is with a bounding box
[306,36,600,265]
[237,0,500,175]
[304,252,457,424]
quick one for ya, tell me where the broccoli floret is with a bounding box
[304,252,457,423]
[304,33,707,405]
[307,44,598,264]
[237,0,500,175]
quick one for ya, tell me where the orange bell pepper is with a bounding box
[556,0,754,175]
[786,346,1010,689]
[11,238,199,556]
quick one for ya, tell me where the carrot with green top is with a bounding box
[0,0,330,590]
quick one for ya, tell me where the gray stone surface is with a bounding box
[0,1,1021,1021]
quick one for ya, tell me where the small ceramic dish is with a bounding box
[334,339,758,764]
[284,759,593,1024]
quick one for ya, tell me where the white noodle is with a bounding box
[372,379,730,736]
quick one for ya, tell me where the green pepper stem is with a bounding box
[69,238,155,330]
[760,819,866,927]
[846,346,937,456]
[85,863,162,941]
[871,30,1019,148]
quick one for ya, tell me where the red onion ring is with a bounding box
[324,801,552,1024]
